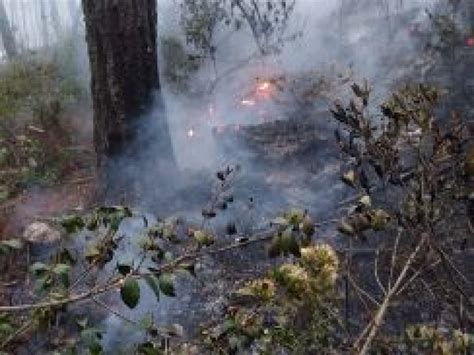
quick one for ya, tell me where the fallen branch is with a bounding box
[356,233,427,355]
[0,229,276,313]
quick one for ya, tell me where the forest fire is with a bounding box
[3,1,474,354]
[240,80,275,106]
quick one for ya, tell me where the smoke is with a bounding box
[94,1,448,350]
[1,0,447,351]
[156,0,439,172]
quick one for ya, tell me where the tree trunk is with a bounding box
[82,0,175,196]
[0,0,17,59]
[39,0,49,47]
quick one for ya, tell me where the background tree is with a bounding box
[0,0,17,59]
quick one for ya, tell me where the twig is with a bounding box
[92,297,139,327]
[374,249,387,295]
[0,229,277,313]
[356,233,427,355]
[388,229,402,289]
[395,259,441,297]
[0,320,33,349]
[347,273,380,307]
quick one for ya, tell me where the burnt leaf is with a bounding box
[301,215,315,237]
[341,170,357,188]
[226,222,237,235]
[117,263,132,276]
[216,171,226,181]
[269,234,282,258]
[193,230,214,247]
[182,263,197,277]
[281,228,301,257]
[202,208,217,219]
[216,201,228,210]
[337,219,355,236]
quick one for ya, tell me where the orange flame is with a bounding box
[257,81,271,92]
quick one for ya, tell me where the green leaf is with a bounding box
[120,277,140,309]
[158,273,176,297]
[89,341,103,355]
[53,263,71,275]
[30,262,50,275]
[0,185,10,203]
[144,275,160,302]
[284,208,305,226]
[53,263,71,288]
[60,215,85,233]
[86,215,100,231]
[0,322,13,335]
[0,238,23,250]
[76,317,89,329]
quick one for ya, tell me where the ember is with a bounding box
[257,81,271,92]
[256,81,273,98]
[241,99,256,106]
[208,104,215,117]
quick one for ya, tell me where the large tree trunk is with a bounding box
[0,0,17,59]
[82,0,175,197]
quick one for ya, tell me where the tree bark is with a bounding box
[82,0,175,197]
[0,0,17,59]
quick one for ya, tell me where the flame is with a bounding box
[187,128,195,138]
[257,81,271,92]
[256,80,273,99]
[241,99,256,106]
[208,104,215,116]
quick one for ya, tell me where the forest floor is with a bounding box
[0,106,98,239]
